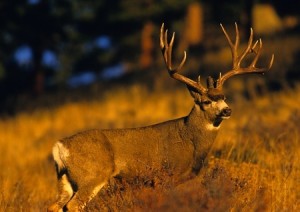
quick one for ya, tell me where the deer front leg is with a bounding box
[66,181,105,211]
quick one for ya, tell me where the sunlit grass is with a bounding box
[0,83,299,211]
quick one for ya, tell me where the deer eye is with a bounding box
[202,100,212,105]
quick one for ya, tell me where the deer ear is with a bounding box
[187,86,201,101]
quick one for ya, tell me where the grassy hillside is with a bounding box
[0,83,299,211]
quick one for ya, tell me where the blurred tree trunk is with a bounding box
[241,0,254,37]
[140,21,154,69]
[185,2,203,45]
[32,47,44,95]
[179,2,204,53]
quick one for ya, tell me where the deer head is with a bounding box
[160,23,274,127]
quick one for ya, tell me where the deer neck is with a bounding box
[183,104,221,174]
[185,104,222,133]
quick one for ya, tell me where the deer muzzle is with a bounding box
[220,107,232,119]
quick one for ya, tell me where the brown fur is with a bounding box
[48,88,231,211]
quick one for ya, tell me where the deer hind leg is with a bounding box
[48,173,74,212]
[48,142,74,212]
[66,181,105,211]
[64,153,114,210]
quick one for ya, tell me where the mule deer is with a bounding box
[48,23,273,211]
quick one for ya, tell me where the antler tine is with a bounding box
[233,22,240,68]
[268,54,275,69]
[168,32,175,69]
[220,23,234,48]
[217,23,274,88]
[250,38,262,67]
[220,23,240,69]
[160,23,207,94]
[160,23,165,49]
[238,28,253,67]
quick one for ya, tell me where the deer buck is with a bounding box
[48,23,274,211]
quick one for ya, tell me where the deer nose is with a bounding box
[221,107,232,117]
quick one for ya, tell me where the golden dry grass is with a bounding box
[0,83,300,211]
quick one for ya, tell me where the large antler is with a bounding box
[160,23,207,94]
[216,23,274,88]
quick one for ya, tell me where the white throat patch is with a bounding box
[205,123,220,131]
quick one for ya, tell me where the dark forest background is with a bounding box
[0,0,299,115]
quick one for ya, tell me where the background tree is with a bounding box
[0,0,298,108]
[0,1,72,94]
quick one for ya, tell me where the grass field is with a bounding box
[0,82,299,211]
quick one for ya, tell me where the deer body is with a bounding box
[49,101,227,211]
[60,103,221,177]
[107,105,225,174]
[48,23,273,211]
